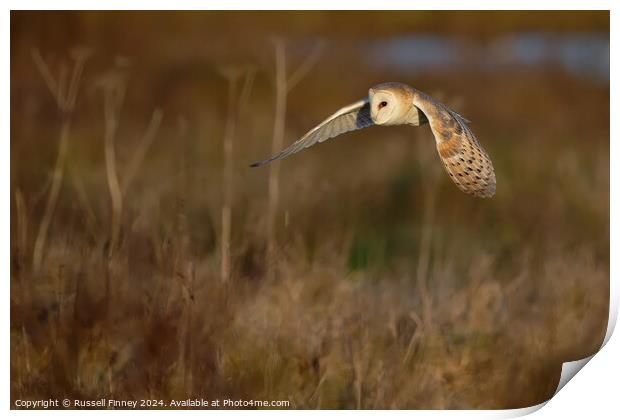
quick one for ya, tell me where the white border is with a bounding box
[2,1,616,10]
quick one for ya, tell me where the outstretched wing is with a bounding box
[251,99,373,167]
[434,108,496,197]
[415,93,496,198]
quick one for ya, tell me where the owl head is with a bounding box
[369,82,414,126]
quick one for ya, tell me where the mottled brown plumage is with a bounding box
[412,89,496,197]
[251,82,496,198]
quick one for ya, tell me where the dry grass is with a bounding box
[10,11,609,409]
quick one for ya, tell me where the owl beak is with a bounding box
[368,91,377,121]
[370,108,379,122]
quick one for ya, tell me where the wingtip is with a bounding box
[250,159,270,168]
[250,156,278,167]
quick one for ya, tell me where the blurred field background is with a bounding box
[10,11,609,409]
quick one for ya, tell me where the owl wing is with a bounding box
[250,99,373,167]
[426,102,496,198]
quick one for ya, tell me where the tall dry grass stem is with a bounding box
[266,40,323,272]
[220,72,239,284]
[414,136,442,331]
[102,76,126,256]
[100,71,164,257]
[31,48,89,273]
[121,109,163,195]
[266,40,287,268]
[219,68,255,283]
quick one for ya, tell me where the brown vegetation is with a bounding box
[10,11,609,409]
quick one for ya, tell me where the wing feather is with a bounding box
[414,91,496,198]
[251,99,373,167]
[432,106,496,198]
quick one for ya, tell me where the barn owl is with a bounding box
[251,82,496,198]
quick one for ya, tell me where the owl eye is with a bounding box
[379,101,388,109]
